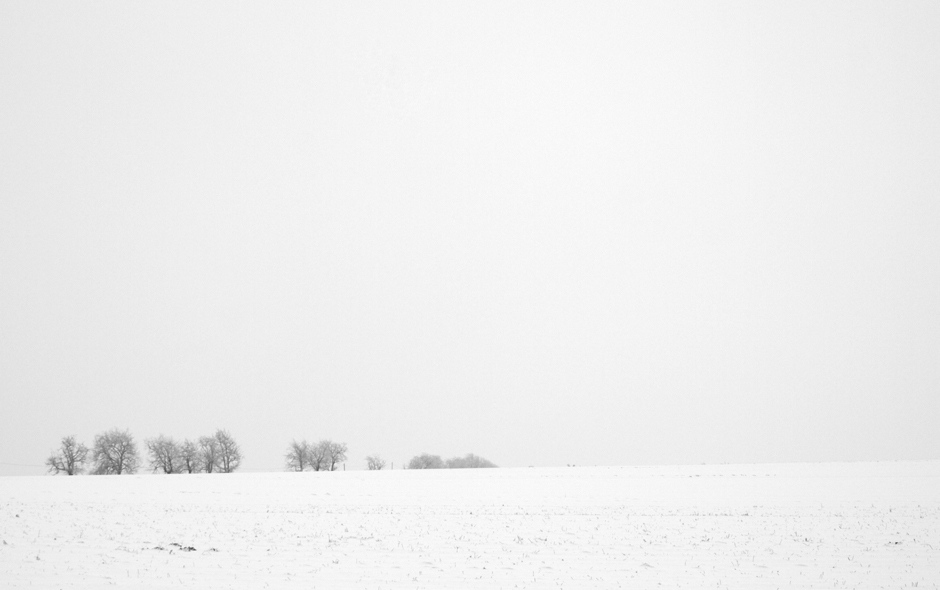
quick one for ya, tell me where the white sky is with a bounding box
[1,2,938,474]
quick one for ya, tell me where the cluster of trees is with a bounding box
[365,455,386,470]
[48,433,497,475]
[284,439,348,471]
[407,453,497,469]
[46,429,242,475]
[146,430,242,474]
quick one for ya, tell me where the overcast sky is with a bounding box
[1,2,938,475]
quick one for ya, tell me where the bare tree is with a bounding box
[285,439,310,472]
[198,435,219,473]
[46,435,89,475]
[146,435,181,474]
[214,429,242,473]
[307,439,329,471]
[326,441,348,471]
[407,453,444,469]
[446,453,497,468]
[365,454,386,470]
[179,439,200,473]
[91,428,140,475]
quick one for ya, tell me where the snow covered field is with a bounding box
[2,461,938,588]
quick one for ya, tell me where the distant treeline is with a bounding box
[47,431,497,475]
[283,443,496,471]
[406,453,497,469]
[284,439,348,471]
[46,429,242,475]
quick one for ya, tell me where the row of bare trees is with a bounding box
[50,432,495,474]
[145,430,242,474]
[45,430,141,475]
[46,429,242,475]
[407,453,497,469]
[284,439,348,471]
[282,445,494,472]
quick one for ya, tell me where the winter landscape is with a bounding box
[2,461,938,588]
[3,3,939,588]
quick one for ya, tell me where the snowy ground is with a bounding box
[1,461,938,588]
